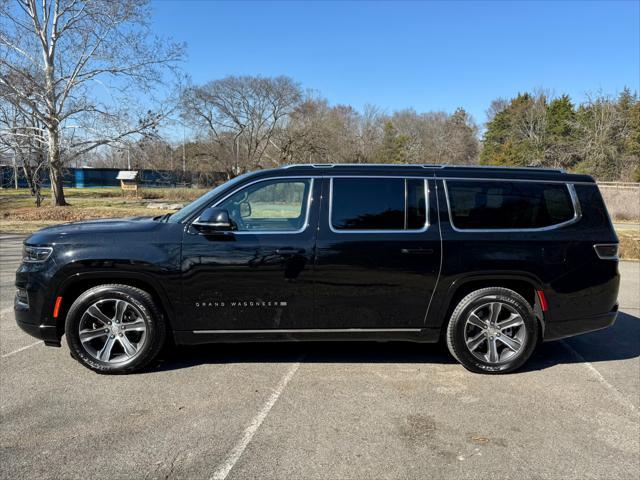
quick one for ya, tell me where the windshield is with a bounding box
[167,173,253,223]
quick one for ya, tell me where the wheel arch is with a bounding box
[433,273,546,340]
[52,270,176,339]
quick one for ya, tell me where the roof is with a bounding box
[116,170,139,180]
[268,163,596,183]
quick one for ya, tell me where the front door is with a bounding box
[181,177,319,331]
[314,176,442,329]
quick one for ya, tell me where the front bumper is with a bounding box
[15,254,63,347]
[543,305,619,341]
[14,299,61,347]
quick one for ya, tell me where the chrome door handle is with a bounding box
[275,248,306,255]
[401,248,434,255]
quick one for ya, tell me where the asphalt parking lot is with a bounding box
[1,233,638,480]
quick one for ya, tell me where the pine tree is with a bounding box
[376,121,409,163]
[547,95,575,138]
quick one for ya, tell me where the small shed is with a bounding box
[116,170,139,194]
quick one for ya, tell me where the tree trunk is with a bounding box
[12,154,19,189]
[47,127,68,206]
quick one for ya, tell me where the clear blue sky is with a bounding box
[152,0,640,125]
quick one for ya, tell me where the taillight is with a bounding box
[593,244,619,260]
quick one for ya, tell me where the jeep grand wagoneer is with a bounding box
[15,164,620,374]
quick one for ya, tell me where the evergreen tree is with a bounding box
[547,95,575,138]
[481,90,639,180]
[376,121,409,163]
[546,95,577,169]
[480,93,541,167]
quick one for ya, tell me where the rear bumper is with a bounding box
[543,306,618,341]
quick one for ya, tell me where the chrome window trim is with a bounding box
[438,176,595,186]
[193,328,422,334]
[192,221,231,228]
[328,176,430,234]
[192,176,316,235]
[443,179,582,233]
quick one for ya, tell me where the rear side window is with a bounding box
[446,180,576,230]
[331,178,427,231]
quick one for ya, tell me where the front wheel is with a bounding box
[446,287,538,374]
[65,284,166,374]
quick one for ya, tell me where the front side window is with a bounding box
[446,180,576,230]
[218,178,312,232]
[331,178,427,231]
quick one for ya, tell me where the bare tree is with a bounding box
[573,92,628,180]
[276,99,479,167]
[512,91,550,166]
[274,97,332,164]
[180,75,302,177]
[486,98,509,123]
[390,109,479,165]
[0,0,183,205]
[0,85,47,204]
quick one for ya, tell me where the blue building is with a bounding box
[0,166,190,189]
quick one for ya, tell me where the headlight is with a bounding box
[22,245,53,263]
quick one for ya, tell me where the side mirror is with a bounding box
[193,207,233,232]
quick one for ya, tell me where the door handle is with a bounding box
[401,248,434,255]
[275,248,306,255]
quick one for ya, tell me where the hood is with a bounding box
[26,216,162,245]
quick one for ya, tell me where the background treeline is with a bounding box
[481,89,640,180]
[88,78,639,184]
[2,1,638,208]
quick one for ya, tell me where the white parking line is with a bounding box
[211,359,302,480]
[561,341,638,415]
[1,340,43,359]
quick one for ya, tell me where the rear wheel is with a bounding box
[65,284,166,374]
[446,287,538,374]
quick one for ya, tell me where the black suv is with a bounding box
[15,164,620,374]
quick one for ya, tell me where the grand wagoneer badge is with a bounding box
[195,301,288,308]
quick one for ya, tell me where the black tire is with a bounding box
[446,287,538,374]
[65,284,166,374]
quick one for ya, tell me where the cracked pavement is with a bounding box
[1,234,638,479]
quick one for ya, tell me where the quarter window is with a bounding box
[446,180,576,230]
[331,178,427,231]
[218,178,312,232]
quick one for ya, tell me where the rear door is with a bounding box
[313,176,442,329]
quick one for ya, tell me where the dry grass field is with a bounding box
[0,187,208,234]
[599,185,640,222]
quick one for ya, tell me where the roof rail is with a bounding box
[281,163,446,169]
[281,163,565,173]
[447,165,565,173]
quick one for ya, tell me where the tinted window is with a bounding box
[219,178,311,231]
[406,179,427,229]
[331,178,427,230]
[447,180,575,230]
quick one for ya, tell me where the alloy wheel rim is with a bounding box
[78,299,147,364]
[463,301,527,365]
